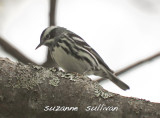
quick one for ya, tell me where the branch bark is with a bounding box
[0,57,160,118]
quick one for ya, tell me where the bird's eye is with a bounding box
[46,34,50,39]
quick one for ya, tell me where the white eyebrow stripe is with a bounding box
[42,26,59,39]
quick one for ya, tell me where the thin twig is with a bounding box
[49,0,56,26]
[96,52,160,82]
[42,0,58,67]
[115,52,160,75]
[0,37,36,65]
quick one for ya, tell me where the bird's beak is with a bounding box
[35,43,43,50]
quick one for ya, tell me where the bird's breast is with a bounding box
[50,46,91,74]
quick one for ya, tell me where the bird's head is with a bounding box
[36,26,62,49]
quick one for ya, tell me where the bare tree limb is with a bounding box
[49,0,57,26]
[115,52,160,75]
[42,0,58,68]
[0,57,160,118]
[0,1,57,67]
[0,37,36,65]
[96,52,160,82]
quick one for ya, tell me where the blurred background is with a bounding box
[0,0,160,102]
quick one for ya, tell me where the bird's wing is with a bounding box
[65,32,114,73]
[85,46,114,73]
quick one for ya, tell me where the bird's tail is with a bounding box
[107,71,130,90]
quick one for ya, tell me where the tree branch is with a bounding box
[42,0,58,68]
[0,37,36,65]
[0,57,160,118]
[49,0,56,26]
[96,52,160,82]
[115,52,160,76]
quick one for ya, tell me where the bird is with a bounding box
[36,26,129,90]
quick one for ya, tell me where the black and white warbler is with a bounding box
[36,26,129,90]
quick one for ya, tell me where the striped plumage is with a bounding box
[36,26,129,90]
